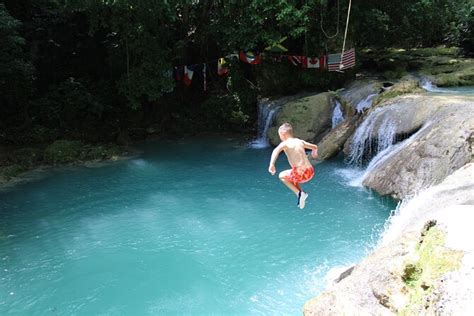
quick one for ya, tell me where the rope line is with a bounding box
[339,0,352,70]
[320,0,340,39]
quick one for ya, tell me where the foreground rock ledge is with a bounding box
[303,163,474,315]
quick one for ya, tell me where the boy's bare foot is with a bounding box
[298,192,309,209]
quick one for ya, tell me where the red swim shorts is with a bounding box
[286,166,314,184]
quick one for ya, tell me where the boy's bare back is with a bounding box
[280,138,313,170]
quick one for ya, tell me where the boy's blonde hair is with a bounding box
[278,122,294,136]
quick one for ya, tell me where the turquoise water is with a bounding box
[0,138,395,315]
[425,85,474,96]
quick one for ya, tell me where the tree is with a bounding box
[0,3,34,130]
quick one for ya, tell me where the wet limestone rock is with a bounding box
[304,164,474,315]
[343,94,442,157]
[313,119,356,161]
[339,79,384,114]
[362,95,474,199]
[268,92,332,146]
[303,233,419,316]
[372,75,424,107]
[420,56,474,87]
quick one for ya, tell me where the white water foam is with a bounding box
[422,79,474,95]
[356,93,377,113]
[333,167,365,187]
[350,122,431,187]
[347,108,397,167]
[331,100,344,128]
[378,163,473,247]
[421,79,454,94]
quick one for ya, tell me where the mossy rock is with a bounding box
[44,140,122,164]
[339,79,384,112]
[419,56,474,87]
[373,75,423,105]
[409,47,460,57]
[79,145,122,160]
[44,140,84,164]
[0,164,28,180]
[433,65,474,86]
[400,225,463,314]
[268,93,333,145]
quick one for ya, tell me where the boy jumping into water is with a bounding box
[268,123,318,209]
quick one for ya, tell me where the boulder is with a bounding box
[268,92,333,145]
[372,75,424,107]
[343,94,443,159]
[362,96,474,199]
[313,118,356,161]
[44,140,84,164]
[420,56,474,87]
[304,164,474,315]
[304,234,418,315]
[339,79,384,114]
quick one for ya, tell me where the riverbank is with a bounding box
[0,132,255,189]
[0,141,135,188]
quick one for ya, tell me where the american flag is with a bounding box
[327,48,356,72]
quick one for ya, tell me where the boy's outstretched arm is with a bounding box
[268,143,285,175]
[302,140,318,158]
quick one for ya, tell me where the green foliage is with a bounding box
[459,6,474,55]
[226,61,258,124]
[79,144,121,160]
[256,62,302,95]
[1,0,472,145]
[44,139,120,164]
[31,78,104,138]
[201,94,250,132]
[0,164,28,180]
[72,0,176,108]
[10,148,43,167]
[0,4,34,128]
[401,226,463,314]
[353,0,472,49]
[209,1,314,52]
[44,140,84,164]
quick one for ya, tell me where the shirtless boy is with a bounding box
[268,123,318,209]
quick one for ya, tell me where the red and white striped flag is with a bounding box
[287,55,304,66]
[183,65,194,86]
[327,48,356,72]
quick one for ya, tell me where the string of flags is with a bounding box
[170,48,355,91]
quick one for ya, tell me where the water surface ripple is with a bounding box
[0,138,395,315]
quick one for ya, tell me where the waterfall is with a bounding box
[350,122,431,187]
[331,100,344,128]
[422,79,474,95]
[347,108,397,166]
[248,99,281,148]
[355,93,377,113]
[421,79,437,92]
